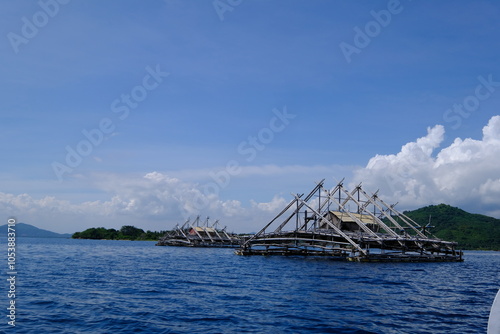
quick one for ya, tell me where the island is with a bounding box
[72,225,168,241]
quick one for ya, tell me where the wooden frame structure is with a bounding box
[236,179,464,262]
[156,216,241,247]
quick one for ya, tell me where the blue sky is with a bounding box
[1,0,500,233]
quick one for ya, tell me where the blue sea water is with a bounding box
[1,237,499,333]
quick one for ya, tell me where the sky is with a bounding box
[1,0,500,234]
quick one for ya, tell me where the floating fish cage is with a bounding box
[236,179,464,262]
[156,216,241,248]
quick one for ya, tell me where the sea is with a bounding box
[1,237,499,334]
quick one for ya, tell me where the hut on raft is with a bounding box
[236,179,464,262]
[156,216,241,247]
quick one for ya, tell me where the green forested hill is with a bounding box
[402,204,500,250]
[72,225,167,241]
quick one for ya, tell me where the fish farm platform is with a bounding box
[156,216,241,248]
[235,179,464,263]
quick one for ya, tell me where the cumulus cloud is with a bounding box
[251,195,289,213]
[5,116,500,233]
[352,115,500,217]
[0,171,283,233]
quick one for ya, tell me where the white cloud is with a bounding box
[0,171,282,233]
[4,116,500,234]
[352,115,500,217]
[251,195,289,213]
[1,162,350,234]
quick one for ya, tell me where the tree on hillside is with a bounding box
[119,225,145,240]
[72,227,118,240]
[72,226,169,241]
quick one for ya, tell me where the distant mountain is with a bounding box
[0,223,72,238]
[402,204,500,250]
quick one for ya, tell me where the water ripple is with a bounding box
[2,238,498,333]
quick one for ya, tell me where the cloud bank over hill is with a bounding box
[0,170,290,233]
[2,116,499,233]
[352,115,500,217]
